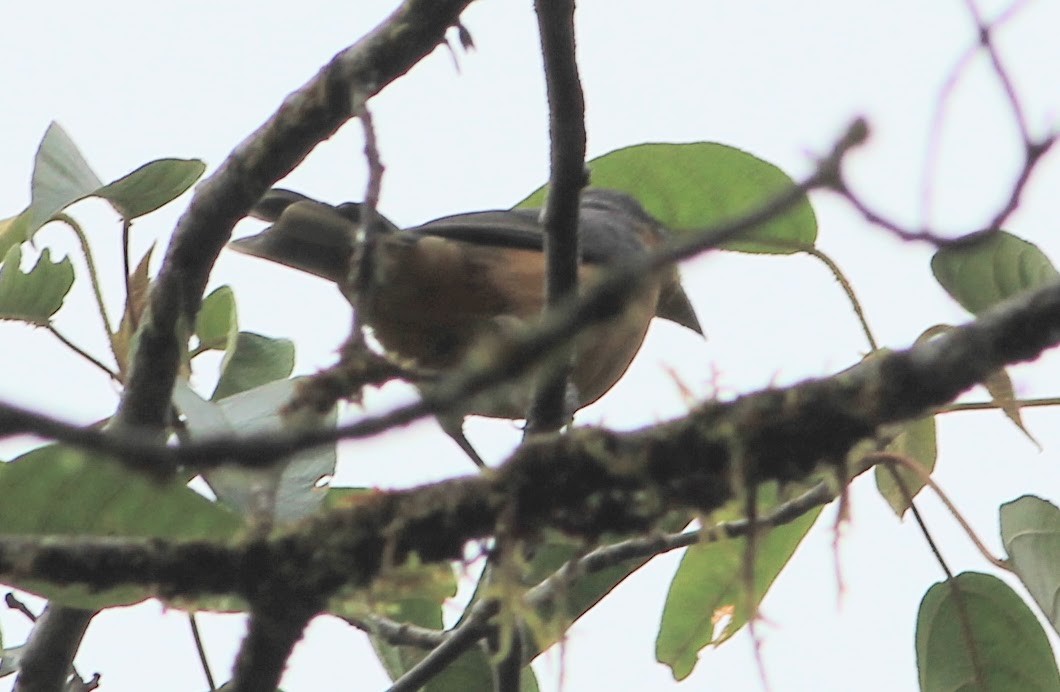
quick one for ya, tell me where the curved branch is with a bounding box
[117,0,477,433]
[4,271,1060,601]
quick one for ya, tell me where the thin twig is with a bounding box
[122,219,133,330]
[345,613,447,649]
[838,0,1056,245]
[961,0,1032,143]
[188,613,217,691]
[919,0,1029,225]
[938,396,1060,413]
[389,479,838,690]
[45,324,121,382]
[386,604,495,692]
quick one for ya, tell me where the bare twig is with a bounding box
[345,613,448,649]
[961,0,1031,142]
[919,0,1029,225]
[838,0,1056,245]
[188,613,217,691]
[45,325,121,382]
[387,605,495,692]
[939,396,1060,413]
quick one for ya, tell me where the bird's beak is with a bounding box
[656,281,704,336]
[230,197,355,285]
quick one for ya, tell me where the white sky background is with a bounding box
[3,0,1060,690]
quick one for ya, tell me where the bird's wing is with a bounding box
[410,206,643,265]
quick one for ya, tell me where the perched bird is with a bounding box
[230,188,703,465]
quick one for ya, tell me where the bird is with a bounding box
[229,187,703,465]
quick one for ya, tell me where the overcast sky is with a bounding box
[3,1,1060,690]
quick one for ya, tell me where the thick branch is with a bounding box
[3,274,1060,598]
[12,606,92,692]
[230,598,320,692]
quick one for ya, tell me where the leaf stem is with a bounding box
[869,452,1010,570]
[53,213,117,356]
[738,240,879,352]
[45,324,120,382]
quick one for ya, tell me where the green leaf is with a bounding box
[875,416,937,517]
[24,122,104,238]
[195,285,238,353]
[931,231,1059,315]
[212,331,295,400]
[1000,496,1060,635]
[0,210,32,261]
[517,142,817,254]
[983,368,1038,447]
[656,505,821,680]
[0,443,241,608]
[0,245,75,324]
[174,379,336,525]
[22,123,204,239]
[96,158,205,219]
[916,572,1060,692]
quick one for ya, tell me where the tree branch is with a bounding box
[4,271,1060,599]
[12,605,92,692]
[230,598,320,692]
[389,478,838,688]
[525,0,587,436]
[116,0,477,434]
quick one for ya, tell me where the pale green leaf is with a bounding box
[916,572,1060,692]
